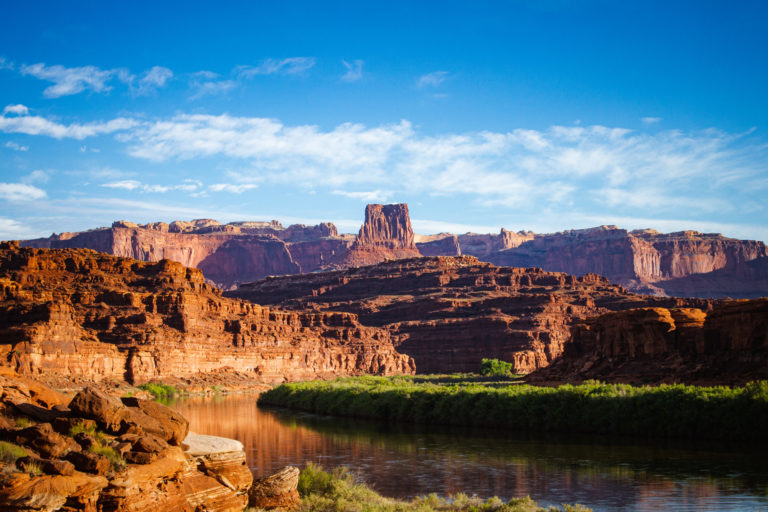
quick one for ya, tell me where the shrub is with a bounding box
[0,441,28,464]
[138,382,179,399]
[90,444,126,472]
[479,358,514,377]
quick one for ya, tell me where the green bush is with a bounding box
[0,441,28,464]
[480,358,515,377]
[296,463,589,511]
[259,377,768,442]
[138,382,179,399]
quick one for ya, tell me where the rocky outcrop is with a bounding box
[0,373,253,512]
[484,227,768,297]
[249,466,300,510]
[228,256,712,374]
[21,205,767,298]
[0,241,414,385]
[327,204,421,268]
[530,298,768,384]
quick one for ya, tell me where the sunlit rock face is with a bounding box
[0,241,414,384]
[530,298,768,384]
[228,256,712,374]
[20,204,767,298]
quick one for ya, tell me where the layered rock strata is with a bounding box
[0,242,414,384]
[0,376,253,512]
[228,256,711,374]
[530,298,768,384]
[21,205,767,298]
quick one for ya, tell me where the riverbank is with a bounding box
[293,463,590,512]
[258,375,768,442]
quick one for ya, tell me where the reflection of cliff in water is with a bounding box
[172,395,768,512]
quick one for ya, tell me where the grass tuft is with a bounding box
[0,441,28,465]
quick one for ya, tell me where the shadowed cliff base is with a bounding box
[228,256,715,377]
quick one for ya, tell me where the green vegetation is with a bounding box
[258,376,768,442]
[13,416,32,428]
[480,358,515,377]
[90,444,126,472]
[19,460,43,476]
[138,382,180,399]
[296,463,589,512]
[0,441,28,465]
[69,421,126,471]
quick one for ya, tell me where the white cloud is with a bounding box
[101,179,202,193]
[117,113,767,225]
[235,57,316,78]
[4,141,28,151]
[0,217,46,240]
[332,189,390,202]
[209,183,258,193]
[3,104,29,115]
[134,66,173,95]
[22,170,49,184]
[0,57,14,70]
[0,183,46,201]
[21,63,114,98]
[0,106,137,139]
[102,180,141,190]
[417,71,449,88]
[340,60,364,82]
[642,117,662,125]
[189,75,237,99]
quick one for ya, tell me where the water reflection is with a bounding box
[171,394,768,512]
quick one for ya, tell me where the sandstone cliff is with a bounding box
[326,203,421,268]
[530,298,768,384]
[0,242,414,384]
[228,256,712,374]
[20,204,768,298]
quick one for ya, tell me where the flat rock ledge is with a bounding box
[184,432,244,456]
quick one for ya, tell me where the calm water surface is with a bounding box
[171,394,768,512]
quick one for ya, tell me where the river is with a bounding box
[170,394,768,511]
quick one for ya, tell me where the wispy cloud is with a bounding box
[332,189,390,202]
[0,57,15,70]
[4,141,28,151]
[417,71,449,88]
[0,183,47,201]
[0,105,137,139]
[209,183,258,193]
[21,63,115,97]
[642,117,662,125]
[123,66,174,96]
[235,57,316,78]
[101,179,203,193]
[18,62,173,98]
[3,104,29,115]
[189,73,237,99]
[340,60,364,82]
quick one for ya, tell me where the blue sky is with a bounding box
[1,1,767,241]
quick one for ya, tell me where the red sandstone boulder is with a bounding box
[249,466,301,511]
[68,387,127,433]
[12,423,80,460]
[121,397,189,445]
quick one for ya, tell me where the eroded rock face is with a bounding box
[249,466,300,511]
[228,256,712,374]
[0,242,414,384]
[0,373,252,512]
[326,203,421,268]
[531,298,768,384]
